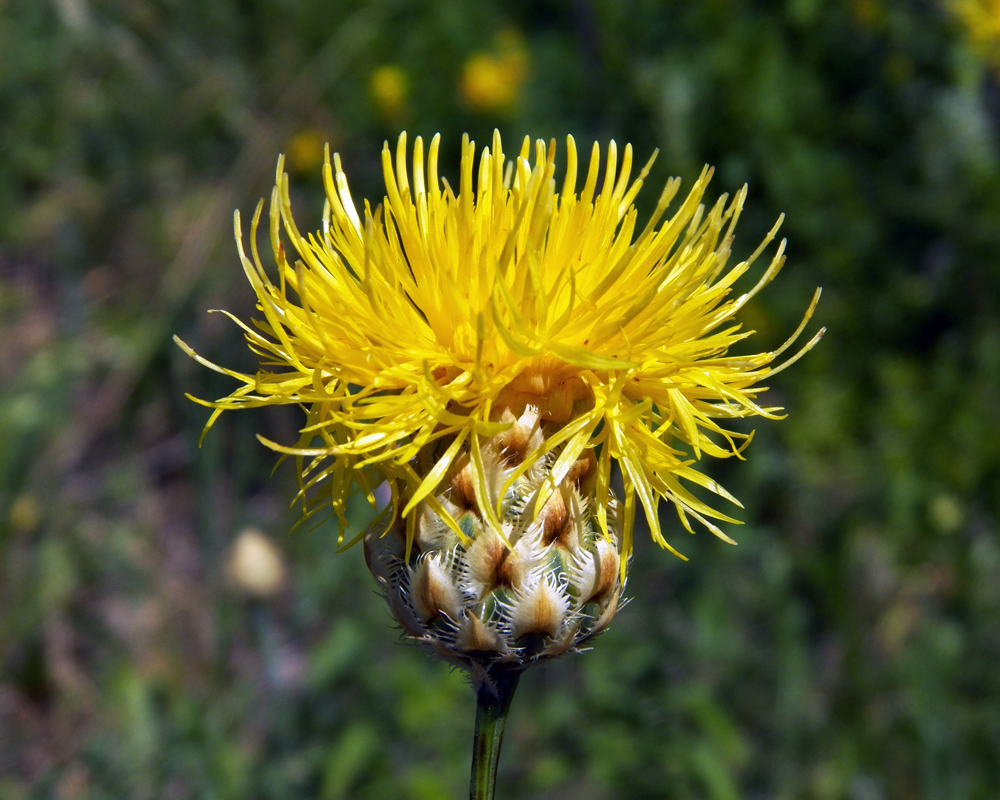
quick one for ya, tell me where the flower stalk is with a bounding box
[471,668,521,800]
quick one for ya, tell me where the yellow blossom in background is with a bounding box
[285,129,326,176]
[8,494,42,534]
[954,0,1000,66]
[849,0,884,30]
[460,31,528,112]
[370,64,409,120]
[177,131,821,564]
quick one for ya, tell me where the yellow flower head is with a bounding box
[177,131,821,562]
[954,0,1000,71]
[285,129,327,176]
[460,34,528,113]
[370,64,409,120]
[954,0,1000,45]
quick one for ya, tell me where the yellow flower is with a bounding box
[954,0,1000,74]
[849,0,884,30]
[370,64,409,120]
[460,34,528,113]
[177,132,821,565]
[954,0,1000,47]
[285,129,327,176]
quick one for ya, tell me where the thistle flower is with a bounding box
[177,131,820,678]
[178,130,821,797]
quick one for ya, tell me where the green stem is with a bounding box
[470,667,521,800]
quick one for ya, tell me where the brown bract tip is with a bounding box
[494,406,542,466]
[590,539,621,603]
[466,529,519,592]
[566,449,597,492]
[456,612,508,654]
[540,488,571,546]
[449,463,479,514]
[411,556,463,621]
[511,580,568,640]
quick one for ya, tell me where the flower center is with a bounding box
[495,360,593,423]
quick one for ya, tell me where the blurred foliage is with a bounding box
[2,0,999,798]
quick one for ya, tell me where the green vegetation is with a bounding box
[2,1,998,797]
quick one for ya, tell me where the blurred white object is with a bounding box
[228,528,286,598]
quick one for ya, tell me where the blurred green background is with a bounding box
[2,1,999,798]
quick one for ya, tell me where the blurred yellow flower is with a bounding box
[460,33,528,112]
[954,0,1000,63]
[177,131,821,564]
[285,129,326,176]
[9,494,42,534]
[370,64,409,119]
[928,493,964,534]
[849,0,884,30]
